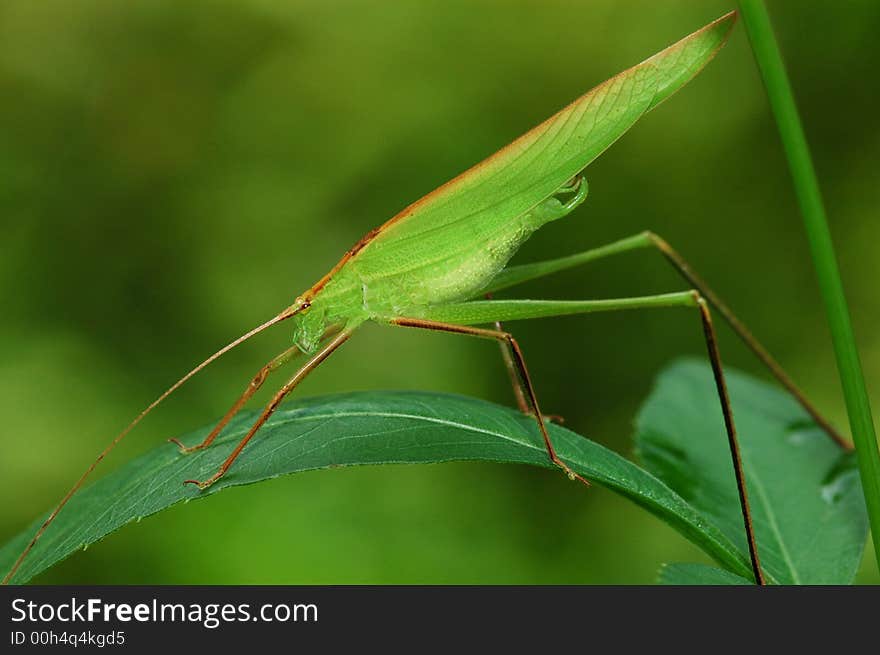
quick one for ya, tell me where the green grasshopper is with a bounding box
[3,11,846,586]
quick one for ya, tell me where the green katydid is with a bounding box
[2,10,848,587]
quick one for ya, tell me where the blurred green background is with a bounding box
[1,0,878,584]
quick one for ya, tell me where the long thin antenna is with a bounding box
[2,301,304,585]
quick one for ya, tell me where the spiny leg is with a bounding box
[481,171,585,420]
[650,233,846,449]
[411,292,765,585]
[495,326,533,415]
[695,297,763,585]
[485,292,533,416]
[487,287,566,423]
[184,328,354,490]
[486,230,849,449]
[389,317,590,488]
[170,324,346,454]
[169,343,303,454]
[490,310,564,423]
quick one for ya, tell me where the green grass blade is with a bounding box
[0,391,750,584]
[738,0,880,568]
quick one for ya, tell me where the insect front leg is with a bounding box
[183,328,354,490]
[171,323,347,455]
[169,343,303,454]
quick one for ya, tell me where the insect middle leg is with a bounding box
[486,292,563,423]
[407,291,765,584]
[389,317,589,488]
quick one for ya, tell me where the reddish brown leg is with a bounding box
[169,343,303,454]
[696,296,765,585]
[484,293,530,414]
[494,323,532,413]
[390,317,589,487]
[646,232,847,450]
[485,293,564,423]
[184,329,354,490]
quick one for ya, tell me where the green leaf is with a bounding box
[658,563,752,585]
[636,359,867,584]
[0,391,751,584]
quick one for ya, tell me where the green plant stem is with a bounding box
[738,0,880,568]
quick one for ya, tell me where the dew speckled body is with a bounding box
[286,15,733,353]
[291,187,587,353]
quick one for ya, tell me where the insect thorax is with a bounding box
[292,187,586,350]
[292,273,365,353]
